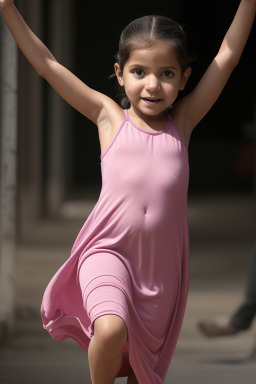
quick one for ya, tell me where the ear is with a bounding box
[114,63,124,86]
[179,67,192,91]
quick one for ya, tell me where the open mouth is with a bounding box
[141,98,162,105]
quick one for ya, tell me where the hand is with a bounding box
[0,0,14,11]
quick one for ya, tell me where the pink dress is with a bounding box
[41,109,190,383]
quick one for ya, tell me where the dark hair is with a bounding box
[112,15,195,109]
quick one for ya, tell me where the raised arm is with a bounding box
[0,0,117,125]
[174,0,256,142]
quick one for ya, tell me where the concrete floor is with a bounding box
[0,193,256,383]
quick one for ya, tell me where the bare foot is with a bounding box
[127,367,139,384]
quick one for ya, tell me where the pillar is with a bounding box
[0,17,18,339]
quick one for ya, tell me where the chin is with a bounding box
[140,106,167,116]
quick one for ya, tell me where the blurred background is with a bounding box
[0,0,256,383]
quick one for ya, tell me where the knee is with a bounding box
[93,315,128,353]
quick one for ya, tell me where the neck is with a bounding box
[128,106,168,128]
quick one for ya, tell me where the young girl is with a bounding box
[1,1,255,383]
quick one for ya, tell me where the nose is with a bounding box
[145,74,160,92]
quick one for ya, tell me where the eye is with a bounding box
[162,70,174,78]
[133,68,144,77]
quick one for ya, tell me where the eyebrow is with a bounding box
[128,64,178,71]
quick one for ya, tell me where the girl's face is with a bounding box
[115,40,191,118]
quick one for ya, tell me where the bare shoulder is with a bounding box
[96,96,125,157]
[170,100,191,150]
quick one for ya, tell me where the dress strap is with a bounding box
[166,111,188,154]
[123,109,129,120]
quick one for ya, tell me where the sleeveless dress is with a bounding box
[41,109,190,384]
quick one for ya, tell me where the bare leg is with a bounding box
[88,315,128,384]
[127,367,139,384]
